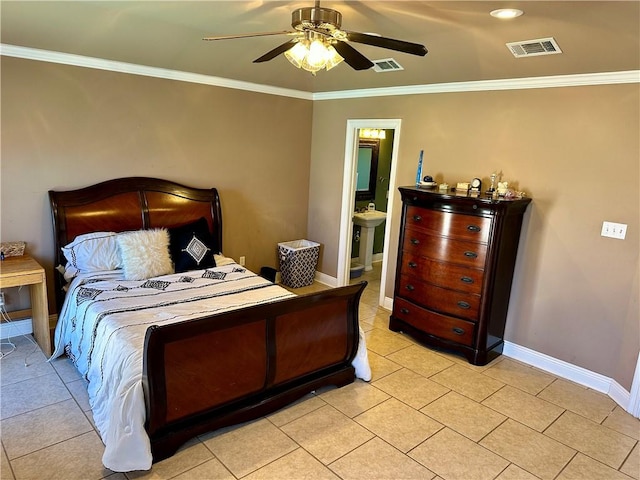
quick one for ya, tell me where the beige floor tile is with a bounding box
[372,368,449,409]
[480,419,575,480]
[364,327,413,356]
[10,431,110,480]
[0,373,71,420]
[66,377,92,411]
[410,427,509,480]
[0,343,53,387]
[366,351,402,382]
[267,394,327,427]
[355,398,442,452]
[200,418,297,478]
[430,364,505,402]
[386,345,454,378]
[365,311,393,331]
[495,464,541,480]
[320,380,390,418]
[280,405,374,464]
[1,398,92,459]
[1,446,15,480]
[620,442,639,479]
[545,411,637,469]
[243,447,340,480]
[171,457,235,480]
[358,302,380,322]
[128,438,215,479]
[421,391,506,441]
[423,346,504,373]
[538,379,616,423]
[603,406,640,440]
[481,385,564,432]
[483,357,556,395]
[331,437,436,480]
[556,452,635,480]
[49,354,83,383]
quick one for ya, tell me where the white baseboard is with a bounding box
[308,274,639,417]
[314,271,337,287]
[504,341,637,417]
[0,318,33,339]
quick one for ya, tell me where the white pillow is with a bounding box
[116,229,174,280]
[213,253,236,267]
[62,232,122,274]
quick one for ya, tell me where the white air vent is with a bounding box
[372,58,404,72]
[506,37,562,57]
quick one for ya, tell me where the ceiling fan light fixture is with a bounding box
[284,41,308,68]
[490,8,524,19]
[285,33,344,74]
[325,45,344,71]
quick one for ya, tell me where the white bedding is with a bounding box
[50,263,370,472]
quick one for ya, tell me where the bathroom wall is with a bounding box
[352,130,393,259]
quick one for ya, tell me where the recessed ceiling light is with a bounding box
[490,8,524,19]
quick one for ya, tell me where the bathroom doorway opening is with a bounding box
[337,119,401,308]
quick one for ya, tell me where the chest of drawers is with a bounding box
[390,187,531,365]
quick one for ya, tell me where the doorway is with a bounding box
[337,119,401,308]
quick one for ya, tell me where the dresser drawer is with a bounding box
[403,228,487,269]
[405,206,491,243]
[400,253,484,295]
[398,274,480,320]
[393,297,475,346]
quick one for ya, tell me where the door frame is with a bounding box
[337,119,401,306]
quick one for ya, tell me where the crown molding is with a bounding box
[313,70,640,100]
[2,44,638,101]
[0,44,313,100]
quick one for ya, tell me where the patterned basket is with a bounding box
[278,240,320,288]
[0,241,26,257]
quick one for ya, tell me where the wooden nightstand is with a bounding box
[0,255,51,356]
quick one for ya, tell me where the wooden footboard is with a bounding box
[142,282,366,462]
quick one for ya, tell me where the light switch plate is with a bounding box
[601,221,627,240]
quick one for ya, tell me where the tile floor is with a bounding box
[1,263,639,480]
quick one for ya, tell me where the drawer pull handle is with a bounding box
[460,276,474,284]
[406,284,415,291]
[464,251,478,259]
[467,225,481,232]
[452,327,465,335]
[413,215,422,222]
[408,261,417,268]
[400,308,410,314]
[411,238,420,245]
[457,301,471,309]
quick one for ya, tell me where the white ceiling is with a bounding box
[2,1,639,93]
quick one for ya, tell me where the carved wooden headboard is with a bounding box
[48,177,222,311]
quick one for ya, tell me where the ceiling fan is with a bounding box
[203,1,428,74]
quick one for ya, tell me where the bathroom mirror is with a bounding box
[356,139,380,201]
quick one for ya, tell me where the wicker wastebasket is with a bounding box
[278,240,320,288]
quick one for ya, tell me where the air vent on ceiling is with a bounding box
[506,37,562,58]
[372,58,404,72]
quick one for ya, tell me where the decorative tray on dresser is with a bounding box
[390,186,532,366]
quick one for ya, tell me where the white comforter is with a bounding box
[50,264,370,472]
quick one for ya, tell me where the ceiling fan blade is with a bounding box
[333,41,374,71]
[253,39,298,63]
[344,31,428,56]
[203,31,296,41]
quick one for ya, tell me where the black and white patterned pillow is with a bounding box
[168,218,216,273]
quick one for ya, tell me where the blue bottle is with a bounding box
[415,150,424,185]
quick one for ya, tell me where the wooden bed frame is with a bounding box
[49,177,366,464]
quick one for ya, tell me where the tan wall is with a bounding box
[1,57,313,311]
[308,84,639,389]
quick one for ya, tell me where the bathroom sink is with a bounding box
[353,210,387,228]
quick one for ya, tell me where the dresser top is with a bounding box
[399,186,532,215]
